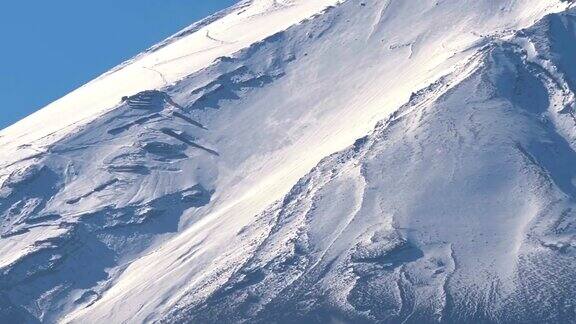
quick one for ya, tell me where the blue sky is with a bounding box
[0,0,236,129]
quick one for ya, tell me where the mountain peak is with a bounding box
[1,1,575,323]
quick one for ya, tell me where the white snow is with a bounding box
[0,0,341,162]
[0,0,574,323]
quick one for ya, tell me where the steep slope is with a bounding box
[1,0,575,323]
[168,33,576,323]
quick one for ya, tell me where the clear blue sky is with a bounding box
[0,0,237,130]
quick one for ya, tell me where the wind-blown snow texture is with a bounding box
[1,0,576,323]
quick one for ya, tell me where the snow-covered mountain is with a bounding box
[1,0,576,323]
